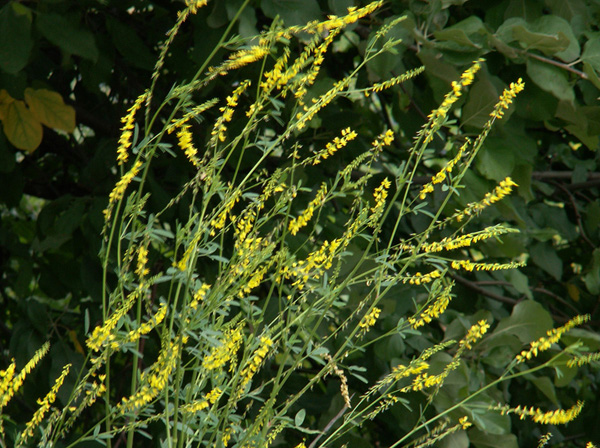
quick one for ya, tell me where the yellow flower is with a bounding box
[490,78,525,119]
[408,283,453,329]
[460,319,490,350]
[103,160,144,221]
[496,401,584,425]
[19,364,71,445]
[311,127,358,165]
[288,183,328,235]
[517,314,590,363]
[117,92,149,165]
[359,307,381,330]
[454,177,518,222]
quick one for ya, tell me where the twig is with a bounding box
[525,51,588,80]
[308,398,352,448]
[448,272,519,305]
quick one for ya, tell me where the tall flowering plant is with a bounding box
[1,2,597,447]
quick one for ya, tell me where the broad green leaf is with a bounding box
[2,99,43,152]
[439,430,469,448]
[260,0,321,27]
[491,300,553,345]
[24,88,75,133]
[526,58,574,102]
[106,18,155,71]
[515,16,579,62]
[434,16,488,49]
[461,75,499,129]
[36,12,98,62]
[476,140,515,181]
[581,37,600,72]
[468,428,518,448]
[531,376,559,404]
[0,2,33,74]
[530,242,563,280]
[583,248,600,295]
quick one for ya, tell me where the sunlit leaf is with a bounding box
[25,88,76,133]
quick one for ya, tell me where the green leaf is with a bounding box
[260,0,321,27]
[491,300,553,345]
[294,408,306,426]
[2,99,43,152]
[36,12,98,62]
[581,37,600,73]
[434,16,488,50]
[24,88,75,133]
[476,140,515,181]
[515,15,579,62]
[530,242,563,280]
[0,2,33,74]
[531,376,559,404]
[526,58,574,102]
[583,248,600,295]
[106,18,155,71]
[468,428,518,448]
[462,76,499,129]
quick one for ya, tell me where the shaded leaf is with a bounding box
[0,2,33,74]
[491,300,553,344]
[526,58,574,102]
[106,18,155,70]
[24,88,75,133]
[2,99,43,152]
[36,12,98,61]
[581,37,600,72]
[530,242,563,280]
[260,0,321,27]
[468,428,518,448]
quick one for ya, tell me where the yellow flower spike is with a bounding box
[103,159,144,221]
[288,183,328,235]
[310,127,358,165]
[490,78,525,119]
[453,177,518,222]
[495,401,584,425]
[176,124,201,167]
[419,138,470,200]
[18,363,71,445]
[460,319,490,350]
[117,91,149,165]
[408,283,453,329]
[369,177,391,226]
[359,307,381,331]
[516,314,590,363]
[210,80,251,145]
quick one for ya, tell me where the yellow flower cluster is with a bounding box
[86,286,141,352]
[421,60,483,144]
[185,0,208,14]
[0,342,49,430]
[451,259,525,272]
[175,124,201,167]
[203,324,244,372]
[516,314,590,363]
[454,177,517,222]
[103,159,144,221]
[369,177,391,226]
[419,139,470,200]
[179,387,222,414]
[359,307,382,330]
[282,238,342,288]
[210,188,241,236]
[459,319,490,350]
[19,363,71,445]
[190,283,211,310]
[136,243,150,277]
[408,283,453,329]
[294,78,350,130]
[291,2,384,34]
[208,46,269,79]
[118,338,182,414]
[288,183,328,235]
[117,91,148,165]
[401,269,442,285]
[409,225,517,254]
[120,302,167,348]
[237,336,273,397]
[490,78,525,119]
[310,127,357,165]
[211,80,251,145]
[402,372,444,392]
[567,351,600,368]
[496,400,584,425]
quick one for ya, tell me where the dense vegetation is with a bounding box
[1,0,599,447]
